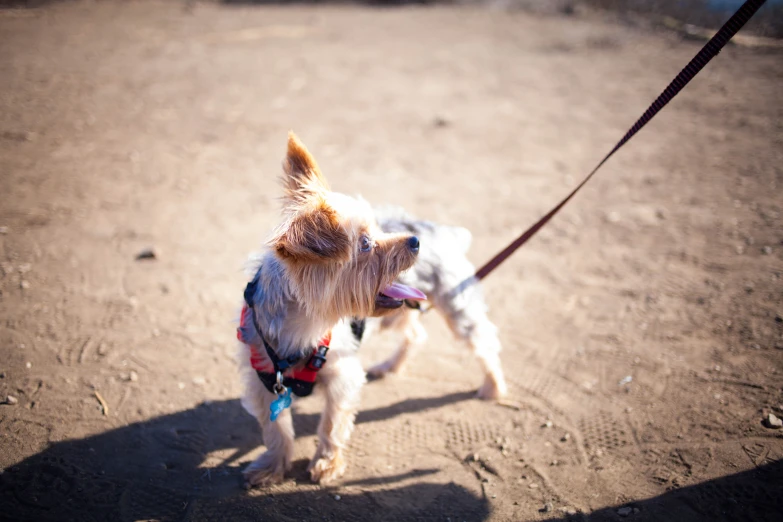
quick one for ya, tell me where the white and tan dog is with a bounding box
[238,133,424,486]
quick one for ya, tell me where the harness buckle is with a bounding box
[307,345,329,371]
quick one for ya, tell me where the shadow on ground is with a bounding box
[546,459,783,522]
[2,392,781,520]
[0,394,488,521]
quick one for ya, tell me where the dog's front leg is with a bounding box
[243,385,295,487]
[308,354,365,484]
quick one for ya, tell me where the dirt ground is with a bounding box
[1,1,782,521]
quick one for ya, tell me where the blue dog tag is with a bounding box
[269,387,292,422]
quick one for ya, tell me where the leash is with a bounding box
[470,0,766,283]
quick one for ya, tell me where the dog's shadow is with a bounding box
[0,392,488,521]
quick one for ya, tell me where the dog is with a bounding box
[361,206,508,401]
[238,132,425,487]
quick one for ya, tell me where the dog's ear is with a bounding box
[282,131,330,200]
[272,200,352,263]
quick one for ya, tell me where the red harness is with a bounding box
[238,302,330,396]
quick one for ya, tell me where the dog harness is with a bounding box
[238,277,368,420]
[238,279,330,402]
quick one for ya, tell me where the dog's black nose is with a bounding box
[407,236,420,253]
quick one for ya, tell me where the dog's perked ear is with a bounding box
[282,131,330,200]
[272,201,352,263]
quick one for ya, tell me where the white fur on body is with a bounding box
[365,207,508,400]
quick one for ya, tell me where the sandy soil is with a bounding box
[1,1,782,520]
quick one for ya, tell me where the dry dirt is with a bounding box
[1,1,782,521]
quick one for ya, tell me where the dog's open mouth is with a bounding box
[375,282,426,309]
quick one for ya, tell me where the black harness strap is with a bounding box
[244,279,304,373]
[244,279,329,397]
[350,318,367,341]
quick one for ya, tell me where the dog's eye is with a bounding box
[359,236,372,253]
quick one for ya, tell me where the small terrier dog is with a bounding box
[238,132,425,486]
[362,206,508,401]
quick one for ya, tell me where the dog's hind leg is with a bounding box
[366,309,427,377]
[443,307,508,401]
[308,353,366,484]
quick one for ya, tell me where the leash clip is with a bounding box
[273,371,286,395]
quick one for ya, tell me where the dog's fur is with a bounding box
[363,206,508,400]
[239,133,420,486]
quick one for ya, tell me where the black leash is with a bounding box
[470,0,766,283]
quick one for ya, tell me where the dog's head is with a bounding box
[269,132,425,321]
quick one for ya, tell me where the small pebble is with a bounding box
[20,280,30,289]
[4,395,18,405]
[762,246,773,255]
[97,343,109,356]
[528,483,539,489]
[561,433,571,442]
[334,494,341,501]
[192,376,207,386]
[542,420,553,428]
[0,226,8,234]
[618,506,633,517]
[135,248,158,261]
[18,263,32,274]
[25,362,31,369]
[129,370,139,382]
[540,502,553,513]
[765,413,783,429]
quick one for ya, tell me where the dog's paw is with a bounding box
[243,454,287,488]
[476,375,507,401]
[366,360,396,378]
[308,451,346,484]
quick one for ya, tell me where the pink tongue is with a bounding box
[381,282,426,301]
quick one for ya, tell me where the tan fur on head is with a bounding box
[272,198,352,263]
[268,132,418,322]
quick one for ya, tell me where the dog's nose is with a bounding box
[407,236,420,253]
